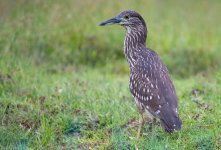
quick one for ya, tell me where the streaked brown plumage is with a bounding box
[100,10,182,133]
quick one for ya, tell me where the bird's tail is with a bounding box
[160,117,182,133]
[159,106,182,133]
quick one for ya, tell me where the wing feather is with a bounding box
[130,49,178,117]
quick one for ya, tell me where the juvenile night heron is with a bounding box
[100,10,182,134]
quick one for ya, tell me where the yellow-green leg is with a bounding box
[135,113,144,150]
[137,113,144,139]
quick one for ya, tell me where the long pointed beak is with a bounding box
[99,17,122,26]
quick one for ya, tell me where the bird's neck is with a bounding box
[124,26,147,68]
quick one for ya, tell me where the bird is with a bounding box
[100,10,182,135]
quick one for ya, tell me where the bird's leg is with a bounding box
[135,113,144,150]
[149,117,156,131]
[137,113,144,139]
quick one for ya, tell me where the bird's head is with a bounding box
[100,10,146,29]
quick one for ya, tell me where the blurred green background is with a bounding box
[0,0,221,149]
[1,0,221,76]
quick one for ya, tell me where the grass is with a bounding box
[1,58,221,149]
[0,0,221,149]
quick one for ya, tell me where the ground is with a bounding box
[0,0,221,149]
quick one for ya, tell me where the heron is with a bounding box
[100,10,182,136]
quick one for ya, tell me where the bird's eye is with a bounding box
[124,15,129,20]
